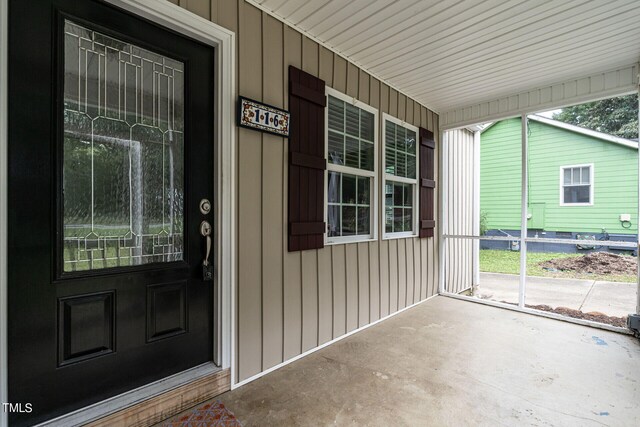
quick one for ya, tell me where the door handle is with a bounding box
[200,221,213,281]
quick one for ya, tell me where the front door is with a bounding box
[8,1,215,425]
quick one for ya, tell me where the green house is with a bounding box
[480,116,638,239]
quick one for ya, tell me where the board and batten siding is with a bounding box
[169,0,440,382]
[444,129,475,294]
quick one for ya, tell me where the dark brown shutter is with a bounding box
[288,66,326,251]
[419,127,436,238]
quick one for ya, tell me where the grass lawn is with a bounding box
[479,249,636,283]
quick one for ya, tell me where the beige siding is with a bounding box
[179,0,440,382]
[445,128,475,294]
[261,12,284,371]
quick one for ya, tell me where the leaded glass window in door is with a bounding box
[62,21,184,272]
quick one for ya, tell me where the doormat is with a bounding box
[161,400,242,427]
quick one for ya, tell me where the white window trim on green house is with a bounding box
[559,163,594,207]
[382,113,419,239]
[324,87,379,245]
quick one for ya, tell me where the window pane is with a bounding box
[328,131,344,165]
[393,208,403,232]
[385,206,393,233]
[385,182,415,234]
[357,176,370,205]
[395,126,406,153]
[342,206,356,236]
[564,185,590,203]
[581,167,590,184]
[345,104,360,138]
[361,141,374,171]
[393,183,404,206]
[563,168,571,185]
[328,171,340,203]
[63,20,184,272]
[357,207,370,234]
[345,136,359,168]
[385,144,396,174]
[406,130,416,153]
[403,184,413,207]
[386,121,418,179]
[360,110,374,142]
[385,121,396,150]
[328,96,343,132]
[576,185,590,203]
[342,174,356,204]
[397,153,407,178]
[327,205,340,237]
[406,154,416,179]
[403,208,413,231]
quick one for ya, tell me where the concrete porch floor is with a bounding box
[167,296,640,426]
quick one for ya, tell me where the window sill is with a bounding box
[560,202,593,207]
[325,236,377,246]
[382,232,418,240]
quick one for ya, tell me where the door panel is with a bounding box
[8,1,215,425]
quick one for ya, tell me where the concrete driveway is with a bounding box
[475,272,637,317]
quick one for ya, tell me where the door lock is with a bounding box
[199,198,211,215]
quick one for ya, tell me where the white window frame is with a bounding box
[324,87,378,245]
[382,113,419,239]
[559,163,594,206]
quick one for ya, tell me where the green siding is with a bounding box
[480,118,638,234]
[480,119,521,230]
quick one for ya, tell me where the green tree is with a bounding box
[552,94,638,139]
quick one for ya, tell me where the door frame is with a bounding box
[0,0,237,425]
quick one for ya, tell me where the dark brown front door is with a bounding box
[8,1,215,425]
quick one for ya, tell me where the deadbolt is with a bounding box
[199,198,211,215]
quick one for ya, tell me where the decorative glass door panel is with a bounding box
[63,21,184,272]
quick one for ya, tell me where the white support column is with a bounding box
[438,131,448,294]
[519,114,529,308]
[472,130,481,288]
[636,74,640,316]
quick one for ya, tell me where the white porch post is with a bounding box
[519,114,529,308]
[636,73,640,316]
[438,131,448,295]
[472,130,480,288]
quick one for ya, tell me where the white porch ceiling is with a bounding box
[248,0,640,123]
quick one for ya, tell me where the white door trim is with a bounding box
[0,0,9,425]
[0,1,237,425]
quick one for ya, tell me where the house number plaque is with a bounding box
[238,96,290,137]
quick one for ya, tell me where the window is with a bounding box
[325,88,377,243]
[561,164,593,205]
[383,115,418,237]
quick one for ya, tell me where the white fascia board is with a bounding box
[441,63,639,130]
[528,115,638,150]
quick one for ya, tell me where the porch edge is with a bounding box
[442,292,633,335]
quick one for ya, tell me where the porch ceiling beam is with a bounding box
[441,63,639,130]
